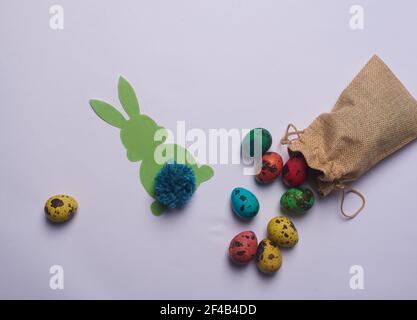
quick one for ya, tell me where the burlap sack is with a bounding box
[281,55,417,218]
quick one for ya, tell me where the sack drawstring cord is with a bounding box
[334,182,365,219]
[280,124,304,145]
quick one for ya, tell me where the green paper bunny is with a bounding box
[90,77,214,216]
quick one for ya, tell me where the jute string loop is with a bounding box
[280,124,304,145]
[334,182,365,219]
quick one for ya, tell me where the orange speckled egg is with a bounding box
[256,152,283,183]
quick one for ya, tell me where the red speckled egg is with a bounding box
[282,156,307,187]
[256,152,283,183]
[228,231,258,264]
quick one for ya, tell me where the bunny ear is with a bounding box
[118,76,140,118]
[90,99,126,128]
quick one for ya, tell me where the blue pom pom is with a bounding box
[154,162,196,209]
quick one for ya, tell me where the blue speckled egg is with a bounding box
[230,187,260,219]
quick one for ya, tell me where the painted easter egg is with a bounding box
[280,187,315,214]
[255,152,283,183]
[267,216,298,248]
[228,231,258,264]
[44,194,78,222]
[282,156,307,187]
[241,128,272,157]
[255,239,282,274]
[230,187,260,219]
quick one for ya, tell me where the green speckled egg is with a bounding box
[280,187,315,214]
[231,187,260,219]
[241,128,272,157]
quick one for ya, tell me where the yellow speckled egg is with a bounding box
[255,239,282,274]
[44,194,78,222]
[267,216,298,248]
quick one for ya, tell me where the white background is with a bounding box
[1,0,417,299]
